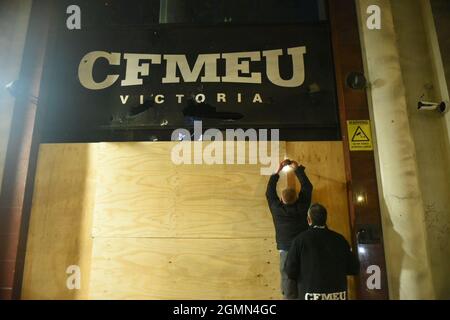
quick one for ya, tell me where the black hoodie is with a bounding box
[284,227,360,299]
[265,166,313,251]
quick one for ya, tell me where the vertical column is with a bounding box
[0,2,32,192]
[0,0,32,300]
[0,0,51,299]
[329,0,389,299]
[356,0,436,299]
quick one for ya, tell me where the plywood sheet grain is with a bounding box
[22,144,95,299]
[93,142,349,239]
[286,142,351,241]
[89,237,281,300]
[92,142,178,238]
[24,141,354,300]
[93,142,286,238]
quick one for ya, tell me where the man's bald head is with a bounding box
[281,188,297,205]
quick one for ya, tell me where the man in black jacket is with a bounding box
[285,203,360,300]
[266,159,313,299]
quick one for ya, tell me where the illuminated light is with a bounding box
[356,194,365,203]
[282,165,293,173]
[358,247,366,255]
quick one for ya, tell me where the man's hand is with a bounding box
[290,160,299,170]
[276,159,291,174]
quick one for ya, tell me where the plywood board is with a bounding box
[93,142,348,239]
[90,237,281,300]
[22,144,95,299]
[23,141,354,300]
[286,142,351,241]
[92,142,286,238]
[92,143,178,238]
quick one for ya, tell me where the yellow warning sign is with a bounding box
[347,120,373,151]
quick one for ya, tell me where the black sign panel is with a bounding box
[39,23,340,142]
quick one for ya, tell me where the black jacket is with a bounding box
[266,166,312,251]
[285,227,360,300]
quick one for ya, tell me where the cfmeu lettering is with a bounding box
[305,292,347,300]
[78,46,306,90]
[119,92,264,105]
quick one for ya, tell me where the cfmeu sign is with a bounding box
[40,24,340,142]
[78,47,307,90]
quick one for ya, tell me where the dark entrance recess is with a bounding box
[0,0,389,299]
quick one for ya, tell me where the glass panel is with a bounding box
[160,0,327,24]
[79,0,327,27]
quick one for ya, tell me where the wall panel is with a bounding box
[93,142,283,238]
[286,142,350,241]
[23,141,353,299]
[90,238,279,300]
[22,144,95,299]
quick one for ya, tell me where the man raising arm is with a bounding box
[266,159,313,299]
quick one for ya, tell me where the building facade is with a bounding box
[0,0,449,299]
